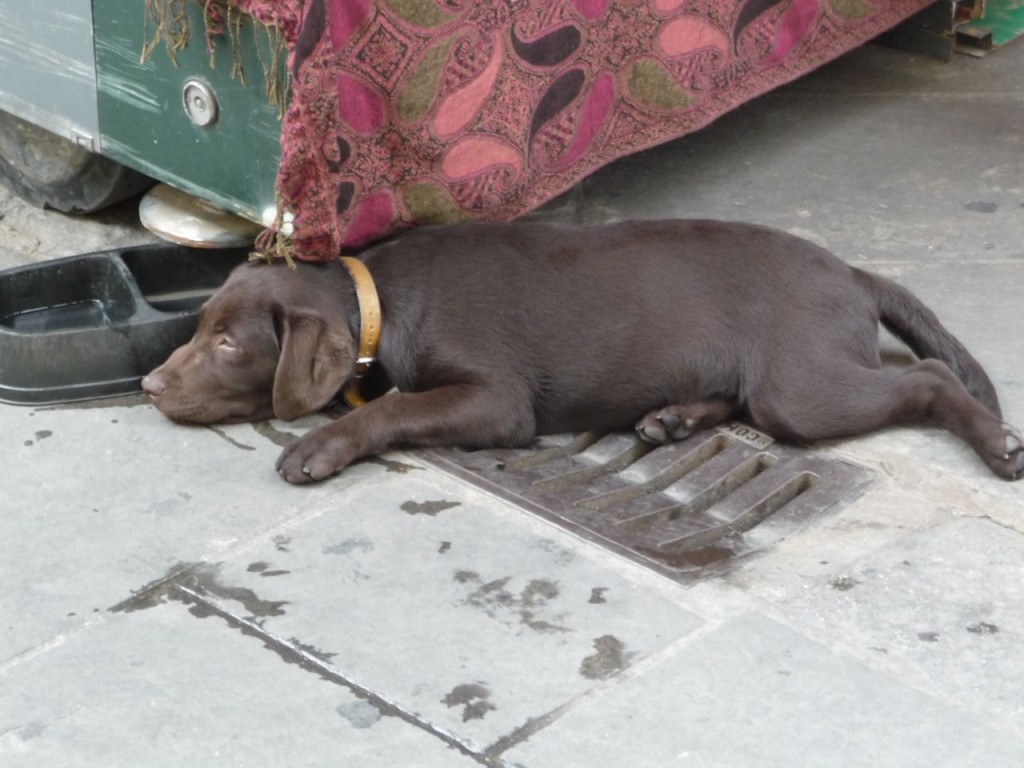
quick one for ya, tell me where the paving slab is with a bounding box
[111,470,705,754]
[0,402,364,661]
[577,44,1024,266]
[773,517,1024,735]
[503,612,1024,768]
[0,601,479,768]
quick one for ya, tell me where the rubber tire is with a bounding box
[0,111,153,214]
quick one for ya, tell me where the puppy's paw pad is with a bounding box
[636,408,696,444]
[636,417,667,444]
[990,423,1024,481]
[1004,427,1022,457]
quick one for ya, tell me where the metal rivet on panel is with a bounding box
[182,79,219,127]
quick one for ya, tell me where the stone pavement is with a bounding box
[2,41,1023,767]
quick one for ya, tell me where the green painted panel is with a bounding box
[94,0,285,221]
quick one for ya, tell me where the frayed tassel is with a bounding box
[142,0,190,65]
[251,219,297,269]
[141,0,290,113]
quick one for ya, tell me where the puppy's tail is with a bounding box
[858,269,1001,418]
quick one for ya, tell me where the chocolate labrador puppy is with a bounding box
[142,219,1023,483]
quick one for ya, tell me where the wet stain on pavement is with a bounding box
[185,567,288,618]
[23,429,53,447]
[967,622,999,635]
[289,637,336,664]
[588,587,608,604]
[323,538,374,556]
[252,420,297,447]
[441,683,497,722]
[963,201,998,213]
[522,579,559,608]
[401,499,461,516]
[46,394,148,410]
[917,631,940,643]
[111,562,287,618]
[148,497,185,517]
[579,635,633,679]
[456,571,568,634]
[247,561,291,577]
[830,576,859,591]
[366,456,423,474]
[337,699,383,729]
[5,722,47,743]
[438,541,452,554]
[207,425,256,451]
[532,537,577,566]
[109,562,200,613]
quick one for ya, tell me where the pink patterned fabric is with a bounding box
[236,0,933,261]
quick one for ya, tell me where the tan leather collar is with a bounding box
[340,256,381,408]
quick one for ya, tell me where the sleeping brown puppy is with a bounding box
[141,219,1023,484]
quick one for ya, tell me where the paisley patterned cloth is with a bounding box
[236,0,933,260]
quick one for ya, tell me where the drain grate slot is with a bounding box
[417,424,874,582]
[739,471,818,527]
[679,451,778,519]
[501,431,602,471]
[533,438,655,493]
[615,451,777,535]
[576,434,730,511]
[657,471,818,553]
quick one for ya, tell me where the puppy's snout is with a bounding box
[141,373,166,399]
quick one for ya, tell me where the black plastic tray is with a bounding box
[0,244,249,404]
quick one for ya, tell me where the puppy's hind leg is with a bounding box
[636,398,739,444]
[748,360,1024,480]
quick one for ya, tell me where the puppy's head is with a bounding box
[142,262,356,424]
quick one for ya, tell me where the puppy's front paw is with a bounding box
[275,428,355,484]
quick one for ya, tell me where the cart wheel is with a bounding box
[0,111,153,214]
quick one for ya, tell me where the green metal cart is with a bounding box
[0,0,283,236]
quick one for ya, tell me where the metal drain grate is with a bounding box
[417,423,875,582]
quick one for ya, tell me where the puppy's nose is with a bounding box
[141,374,165,398]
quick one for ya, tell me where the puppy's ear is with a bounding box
[272,309,355,421]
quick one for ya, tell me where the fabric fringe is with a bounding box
[141,0,290,114]
[142,0,189,64]
[250,209,297,269]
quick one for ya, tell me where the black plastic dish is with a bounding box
[0,244,249,404]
